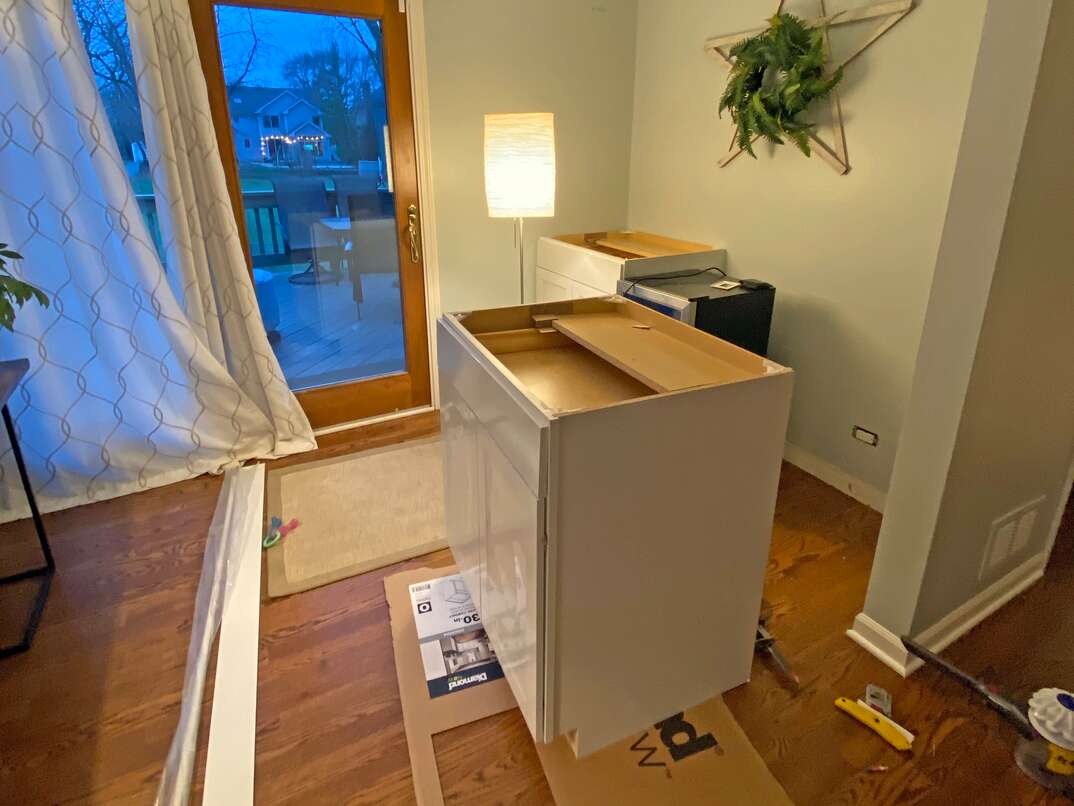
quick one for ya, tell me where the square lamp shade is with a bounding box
[484,112,556,218]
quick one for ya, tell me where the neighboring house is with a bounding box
[227,86,334,165]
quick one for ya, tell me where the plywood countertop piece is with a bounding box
[576,230,712,259]
[551,313,753,393]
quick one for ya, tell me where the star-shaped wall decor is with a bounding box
[705,0,915,174]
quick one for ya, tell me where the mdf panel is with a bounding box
[479,429,545,739]
[548,374,793,755]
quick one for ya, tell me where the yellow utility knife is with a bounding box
[835,696,915,752]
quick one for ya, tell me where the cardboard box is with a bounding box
[534,697,792,805]
[387,566,791,806]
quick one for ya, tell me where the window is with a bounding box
[244,138,251,147]
[74,0,164,260]
[212,5,404,394]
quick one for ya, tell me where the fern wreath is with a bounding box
[718,13,844,158]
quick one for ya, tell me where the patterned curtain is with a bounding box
[0,0,315,520]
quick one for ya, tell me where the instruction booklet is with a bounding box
[409,574,504,698]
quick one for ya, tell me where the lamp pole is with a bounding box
[516,217,525,304]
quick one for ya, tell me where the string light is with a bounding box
[259,134,325,158]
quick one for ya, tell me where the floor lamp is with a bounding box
[484,113,556,304]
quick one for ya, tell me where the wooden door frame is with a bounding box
[400,0,442,411]
[189,0,438,429]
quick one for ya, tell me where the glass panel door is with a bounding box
[192,0,430,427]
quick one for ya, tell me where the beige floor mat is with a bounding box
[265,436,445,597]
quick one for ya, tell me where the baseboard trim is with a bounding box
[784,442,886,513]
[847,550,1049,676]
[913,550,1048,655]
[847,613,919,676]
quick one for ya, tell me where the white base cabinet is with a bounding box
[534,230,727,303]
[535,267,603,302]
[438,297,792,756]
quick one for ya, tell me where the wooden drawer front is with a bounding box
[537,236,622,293]
[479,428,544,740]
[437,318,547,497]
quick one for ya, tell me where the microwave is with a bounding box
[617,270,775,357]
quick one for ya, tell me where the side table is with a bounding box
[0,358,54,658]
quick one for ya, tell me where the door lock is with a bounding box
[407,204,421,264]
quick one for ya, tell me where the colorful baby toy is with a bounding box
[263,516,300,549]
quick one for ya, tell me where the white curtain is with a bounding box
[126,0,311,443]
[0,0,315,520]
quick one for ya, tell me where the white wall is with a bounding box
[422,0,638,313]
[856,0,1068,647]
[626,0,990,501]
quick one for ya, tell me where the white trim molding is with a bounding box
[846,612,918,676]
[312,404,435,438]
[847,548,1050,676]
[784,441,887,513]
[404,0,443,408]
[203,464,264,805]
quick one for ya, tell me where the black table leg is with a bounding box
[0,403,54,658]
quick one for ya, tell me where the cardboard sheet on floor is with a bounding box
[386,566,516,806]
[533,697,791,805]
[386,565,790,806]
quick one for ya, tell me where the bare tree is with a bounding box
[74,0,142,160]
[336,18,382,65]
[73,0,264,163]
[218,8,264,91]
[330,19,387,164]
[283,42,368,164]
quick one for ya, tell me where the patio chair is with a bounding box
[271,176,341,285]
[332,173,380,220]
[346,194,400,319]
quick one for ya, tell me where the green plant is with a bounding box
[0,243,48,332]
[718,12,844,158]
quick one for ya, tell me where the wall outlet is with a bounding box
[979,495,1046,579]
[852,426,879,447]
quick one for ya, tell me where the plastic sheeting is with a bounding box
[156,464,264,805]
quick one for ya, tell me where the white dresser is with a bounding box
[535,230,726,301]
[438,297,792,756]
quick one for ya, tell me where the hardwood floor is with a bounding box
[0,413,1070,805]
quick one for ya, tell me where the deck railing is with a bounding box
[135,189,286,267]
[135,185,390,269]
[242,190,288,265]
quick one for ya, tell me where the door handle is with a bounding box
[407,204,421,264]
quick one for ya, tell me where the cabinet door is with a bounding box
[479,427,544,739]
[536,267,571,303]
[569,279,606,300]
[441,391,485,615]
